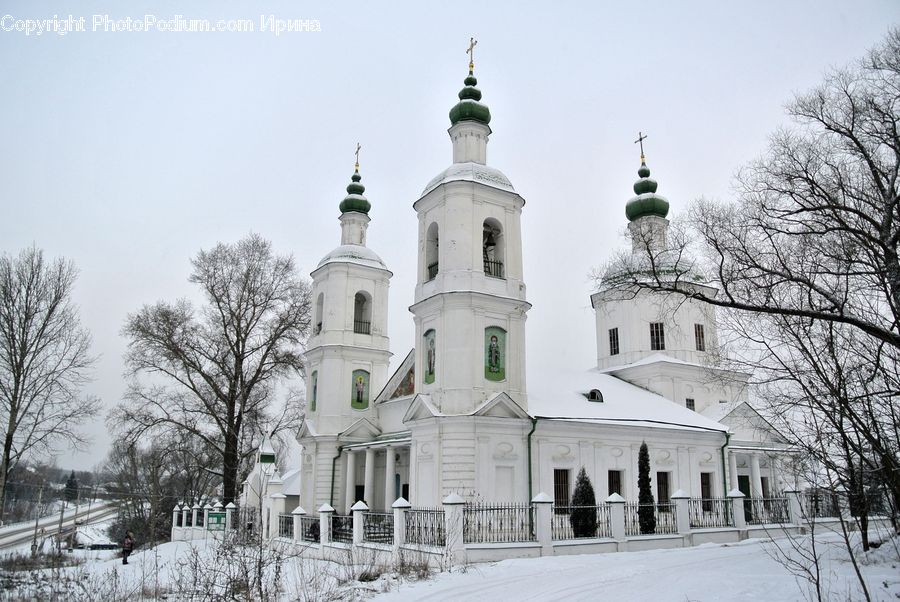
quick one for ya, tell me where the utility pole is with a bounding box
[31,485,43,557]
[56,497,66,552]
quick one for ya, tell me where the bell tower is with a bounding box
[305,155,392,435]
[409,52,530,415]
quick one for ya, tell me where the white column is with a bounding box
[363,447,376,508]
[345,450,357,514]
[384,445,396,511]
[728,451,739,493]
[750,454,763,498]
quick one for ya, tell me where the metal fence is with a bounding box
[363,512,394,544]
[300,516,320,543]
[804,491,840,518]
[278,514,293,539]
[550,505,612,540]
[195,511,205,528]
[745,497,790,525]
[405,507,445,547]
[463,503,536,543]
[689,498,733,528]
[330,515,354,544]
[624,503,677,536]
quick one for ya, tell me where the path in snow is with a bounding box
[373,537,900,602]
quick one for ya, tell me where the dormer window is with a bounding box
[586,389,603,402]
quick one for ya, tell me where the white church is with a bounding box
[243,55,795,517]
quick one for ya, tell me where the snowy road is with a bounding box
[373,537,900,602]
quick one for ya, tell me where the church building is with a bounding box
[247,49,794,517]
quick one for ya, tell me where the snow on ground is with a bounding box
[2,530,897,600]
[373,534,900,602]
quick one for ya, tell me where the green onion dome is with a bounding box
[339,168,371,214]
[625,161,669,221]
[449,72,492,126]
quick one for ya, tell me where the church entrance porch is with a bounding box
[342,440,411,514]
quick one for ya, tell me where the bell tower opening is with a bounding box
[425,222,439,280]
[314,292,324,335]
[353,291,372,334]
[483,218,504,278]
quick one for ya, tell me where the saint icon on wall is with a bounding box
[423,329,436,384]
[351,369,370,409]
[484,326,506,381]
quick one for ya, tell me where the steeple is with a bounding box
[338,145,372,245]
[448,38,492,164]
[624,135,670,252]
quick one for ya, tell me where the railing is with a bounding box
[195,511,204,528]
[238,507,257,532]
[175,513,183,527]
[405,507,445,547]
[363,512,394,544]
[427,262,439,280]
[484,260,504,278]
[745,497,790,525]
[551,505,612,540]
[353,320,371,335]
[689,498,733,528]
[330,515,354,544]
[804,491,840,519]
[300,516,320,543]
[184,513,193,528]
[464,503,535,543]
[624,503,677,536]
[278,514,293,539]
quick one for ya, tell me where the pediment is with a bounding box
[401,394,440,423]
[296,418,318,441]
[720,402,790,444]
[472,392,531,420]
[339,418,382,442]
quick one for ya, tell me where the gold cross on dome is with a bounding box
[354,143,361,170]
[634,131,648,161]
[467,37,478,71]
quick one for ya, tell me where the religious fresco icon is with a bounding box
[423,329,436,384]
[310,370,318,412]
[351,369,370,410]
[484,326,506,381]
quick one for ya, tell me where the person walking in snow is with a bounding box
[122,531,134,564]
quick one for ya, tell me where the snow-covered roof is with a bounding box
[316,244,388,271]
[597,353,702,373]
[421,162,515,196]
[528,369,728,433]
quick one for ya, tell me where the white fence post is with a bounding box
[392,497,410,555]
[606,493,626,540]
[225,502,236,531]
[191,503,200,540]
[785,490,804,526]
[352,500,368,545]
[728,489,747,530]
[182,505,190,532]
[318,504,334,545]
[292,506,306,542]
[442,493,466,566]
[531,492,553,556]
[171,504,181,541]
[671,490,691,535]
[203,504,212,538]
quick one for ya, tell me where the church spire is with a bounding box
[449,38,491,126]
[339,143,371,215]
[625,133,669,222]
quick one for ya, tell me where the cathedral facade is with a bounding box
[280,58,793,517]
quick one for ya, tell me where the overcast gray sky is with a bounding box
[1,0,897,471]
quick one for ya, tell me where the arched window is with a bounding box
[483,218,504,278]
[354,291,372,334]
[314,293,324,335]
[426,222,439,280]
[351,369,370,410]
[484,326,507,381]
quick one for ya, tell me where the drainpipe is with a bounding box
[720,432,731,495]
[527,418,538,501]
[330,446,344,508]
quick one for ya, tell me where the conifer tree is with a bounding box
[569,467,597,537]
[637,441,656,534]
[64,470,78,503]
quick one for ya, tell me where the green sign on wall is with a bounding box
[207,511,226,531]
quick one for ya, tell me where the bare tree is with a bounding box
[0,247,100,522]
[112,234,311,504]
[598,29,900,520]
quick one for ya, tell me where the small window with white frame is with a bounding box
[650,322,665,351]
[694,324,705,351]
[609,327,619,356]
